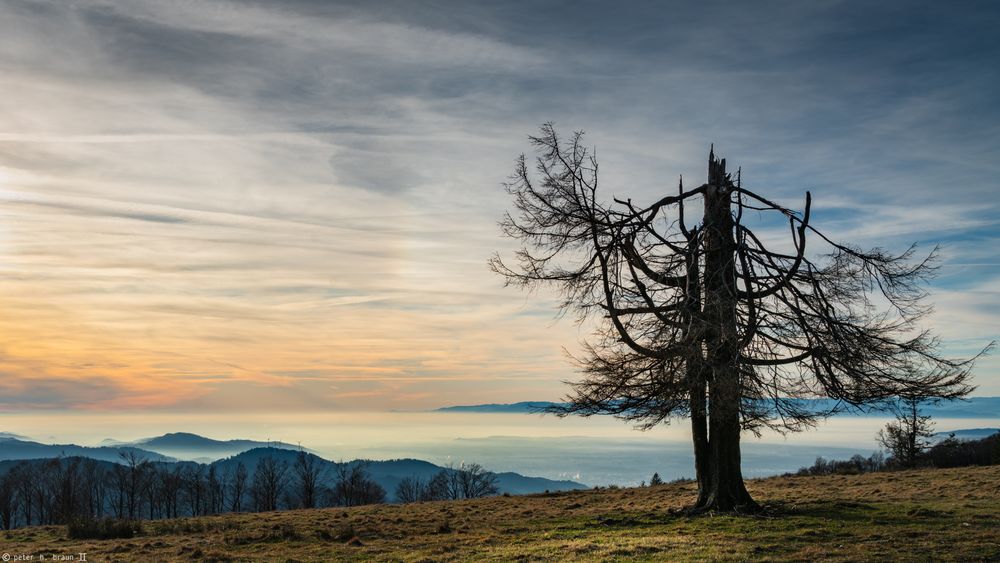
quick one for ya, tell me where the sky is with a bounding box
[0,0,998,414]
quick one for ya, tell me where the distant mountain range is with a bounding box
[0,435,586,500]
[437,397,1000,418]
[0,435,175,463]
[98,432,302,461]
[211,447,586,500]
[437,401,557,414]
[932,428,1000,441]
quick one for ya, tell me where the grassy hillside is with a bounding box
[3,466,999,561]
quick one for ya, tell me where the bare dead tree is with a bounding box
[32,460,55,524]
[12,462,35,526]
[158,465,185,519]
[80,459,107,519]
[444,466,463,501]
[425,470,451,501]
[421,463,500,500]
[229,461,248,513]
[331,462,386,507]
[251,455,289,512]
[292,451,326,509]
[456,463,500,499]
[207,465,225,514]
[110,451,152,520]
[50,457,87,524]
[183,465,206,516]
[394,476,427,503]
[877,395,936,468]
[491,124,990,511]
[0,470,18,530]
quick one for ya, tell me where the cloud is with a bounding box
[9,199,189,225]
[0,375,124,409]
[0,0,997,412]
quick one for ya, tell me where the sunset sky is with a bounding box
[1,0,997,414]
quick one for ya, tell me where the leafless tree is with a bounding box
[251,455,288,512]
[877,395,936,468]
[207,465,225,514]
[32,460,55,524]
[49,457,87,524]
[419,464,499,500]
[80,459,107,518]
[394,476,427,503]
[12,462,36,526]
[156,465,185,519]
[491,124,989,511]
[229,462,248,512]
[0,471,18,530]
[457,463,500,499]
[184,465,207,516]
[331,462,386,507]
[110,451,153,520]
[425,470,451,501]
[143,467,162,520]
[292,451,326,509]
[444,466,463,500]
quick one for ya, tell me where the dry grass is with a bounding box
[2,466,999,561]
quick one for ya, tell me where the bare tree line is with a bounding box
[0,454,245,529]
[395,463,499,503]
[0,451,501,530]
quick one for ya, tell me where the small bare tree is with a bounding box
[877,395,936,468]
[457,463,500,499]
[229,461,248,513]
[251,455,288,512]
[183,465,206,516]
[109,451,152,520]
[292,451,326,509]
[158,465,185,518]
[395,476,427,503]
[0,471,18,530]
[12,462,36,526]
[425,470,451,501]
[331,462,386,507]
[207,465,225,514]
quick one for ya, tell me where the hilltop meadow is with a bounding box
[2,465,998,561]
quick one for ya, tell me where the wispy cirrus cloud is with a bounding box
[0,0,996,413]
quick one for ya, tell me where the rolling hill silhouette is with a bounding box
[0,436,586,501]
[0,436,174,463]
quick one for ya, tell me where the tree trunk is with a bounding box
[689,375,711,507]
[684,233,711,508]
[699,151,759,512]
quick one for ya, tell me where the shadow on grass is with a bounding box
[573,498,967,562]
[587,498,947,530]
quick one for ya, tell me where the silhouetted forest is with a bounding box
[0,450,500,531]
[793,432,1000,477]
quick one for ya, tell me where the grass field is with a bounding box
[2,465,998,561]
